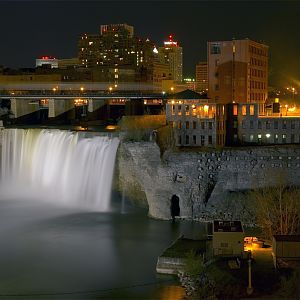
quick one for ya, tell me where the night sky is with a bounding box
[0,1,299,86]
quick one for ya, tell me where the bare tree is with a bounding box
[251,171,300,239]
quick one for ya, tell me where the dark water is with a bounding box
[0,192,205,300]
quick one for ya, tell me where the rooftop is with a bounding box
[168,89,208,100]
[213,220,243,233]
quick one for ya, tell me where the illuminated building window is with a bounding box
[282,134,287,143]
[233,105,238,116]
[242,105,247,116]
[186,121,190,129]
[178,121,181,129]
[250,105,255,115]
[274,134,279,143]
[258,134,262,144]
[250,134,254,142]
[193,121,197,129]
[210,42,221,54]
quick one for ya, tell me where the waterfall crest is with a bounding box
[0,128,119,211]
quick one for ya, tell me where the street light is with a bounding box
[109,87,113,92]
[80,87,84,92]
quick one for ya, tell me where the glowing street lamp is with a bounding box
[109,87,113,92]
[80,87,84,92]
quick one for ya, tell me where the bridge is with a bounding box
[0,83,166,122]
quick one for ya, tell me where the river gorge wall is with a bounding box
[117,141,300,224]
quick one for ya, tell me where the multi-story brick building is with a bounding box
[208,39,268,113]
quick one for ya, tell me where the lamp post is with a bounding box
[247,250,253,295]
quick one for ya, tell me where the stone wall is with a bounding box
[118,141,300,224]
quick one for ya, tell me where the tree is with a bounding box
[251,171,300,239]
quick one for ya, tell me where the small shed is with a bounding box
[212,220,244,257]
[272,235,300,268]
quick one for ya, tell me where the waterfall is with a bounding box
[0,128,119,211]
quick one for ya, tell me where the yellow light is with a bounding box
[106,125,117,131]
[114,84,118,88]
[109,87,113,92]
[170,87,174,91]
[275,98,279,103]
[192,104,196,109]
[171,100,175,104]
[204,105,209,113]
[52,87,57,92]
[80,87,84,92]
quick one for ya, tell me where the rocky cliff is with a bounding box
[117,141,300,224]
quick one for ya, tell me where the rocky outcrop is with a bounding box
[118,141,300,223]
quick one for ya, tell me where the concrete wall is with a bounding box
[10,98,40,118]
[88,99,106,112]
[48,99,74,118]
[118,141,300,223]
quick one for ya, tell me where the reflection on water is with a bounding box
[0,192,205,299]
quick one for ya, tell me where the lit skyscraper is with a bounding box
[158,35,183,82]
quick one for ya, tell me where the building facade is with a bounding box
[195,61,208,92]
[36,56,58,68]
[158,35,183,82]
[166,90,226,147]
[226,102,300,146]
[207,39,268,113]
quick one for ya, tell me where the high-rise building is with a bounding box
[158,35,183,82]
[195,62,208,92]
[78,24,157,84]
[36,56,58,68]
[207,39,268,112]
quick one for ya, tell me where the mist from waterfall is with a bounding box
[0,128,119,211]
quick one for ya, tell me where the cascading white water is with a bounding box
[0,128,119,211]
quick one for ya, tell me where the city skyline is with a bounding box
[0,1,299,86]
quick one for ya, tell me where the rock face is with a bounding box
[118,141,300,223]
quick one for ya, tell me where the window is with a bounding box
[258,121,262,129]
[178,121,181,129]
[193,121,197,129]
[266,121,270,129]
[233,105,238,116]
[171,105,175,115]
[209,122,213,130]
[178,105,182,116]
[242,105,247,116]
[258,134,262,144]
[242,120,246,129]
[186,121,189,129]
[234,134,238,142]
[250,121,254,129]
[178,135,182,145]
[282,121,287,129]
[234,120,238,129]
[291,121,295,129]
[215,84,219,91]
[210,42,221,54]
[250,105,255,116]
[291,134,295,143]
[185,105,190,116]
[193,135,197,144]
[250,134,254,142]
[274,121,278,129]
[201,122,205,130]
[274,134,279,143]
[242,134,246,142]
[200,135,205,146]
[185,135,189,145]
[208,135,213,145]
[282,134,287,143]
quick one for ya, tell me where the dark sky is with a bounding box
[0,0,299,86]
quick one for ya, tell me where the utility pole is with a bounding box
[232,39,236,103]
